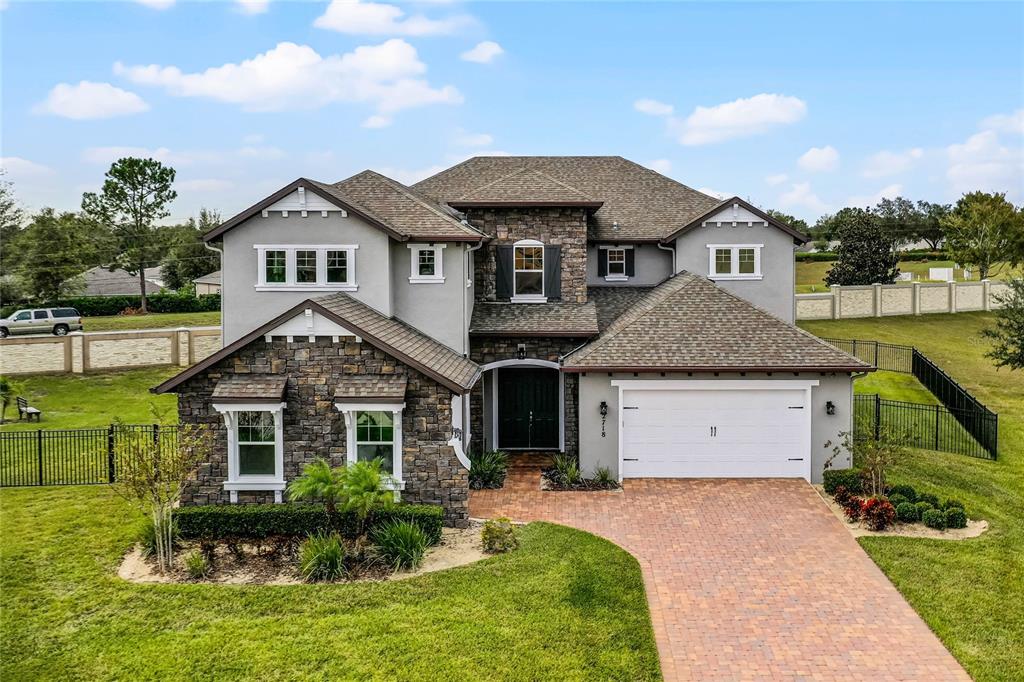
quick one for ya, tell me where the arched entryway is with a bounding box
[479,359,563,452]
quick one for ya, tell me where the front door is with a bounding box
[497,367,559,449]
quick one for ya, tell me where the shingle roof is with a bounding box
[414,156,722,241]
[587,286,655,332]
[192,269,221,285]
[320,171,484,241]
[313,292,480,391]
[449,168,601,207]
[564,273,873,372]
[470,302,599,337]
[211,375,287,402]
[334,375,408,402]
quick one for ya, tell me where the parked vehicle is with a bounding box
[0,308,83,338]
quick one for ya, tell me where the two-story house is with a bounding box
[154,156,870,526]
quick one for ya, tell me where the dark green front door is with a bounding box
[497,367,560,449]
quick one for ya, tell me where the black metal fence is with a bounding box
[824,337,998,459]
[854,394,997,460]
[0,424,178,488]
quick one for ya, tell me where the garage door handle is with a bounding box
[623,458,639,461]
[623,406,639,410]
[788,458,804,461]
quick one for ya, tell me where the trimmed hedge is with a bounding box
[895,501,918,523]
[922,508,947,530]
[796,252,839,262]
[174,503,444,545]
[795,251,945,264]
[824,467,863,495]
[1,293,220,319]
[945,507,968,529]
[889,484,917,503]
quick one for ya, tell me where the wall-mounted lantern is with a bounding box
[516,343,527,360]
[600,401,608,437]
[826,400,836,416]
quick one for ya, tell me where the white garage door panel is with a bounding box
[621,387,810,479]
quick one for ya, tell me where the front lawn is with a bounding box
[801,312,1024,681]
[0,486,660,680]
[1,367,179,430]
[83,311,220,332]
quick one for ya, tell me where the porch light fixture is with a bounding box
[826,400,836,416]
[516,343,527,360]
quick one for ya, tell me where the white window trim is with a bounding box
[334,401,406,491]
[511,239,547,303]
[213,401,286,503]
[707,244,763,281]
[408,243,446,284]
[254,244,359,291]
[601,245,631,281]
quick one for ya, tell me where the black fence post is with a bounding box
[874,342,879,368]
[934,405,941,451]
[107,424,116,483]
[36,429,43,486]
[874,394,881,441]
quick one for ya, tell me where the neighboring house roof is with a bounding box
[659,196,809,244]
[204,176,484,244]
[414,156,723,242]
[211,375,287,402]
[587,286,655,332]
[447,168,603,208]
[470,302,599,337]
[153,293,479,395]
[78,267,163,297]
[563,273,873,373]
[192,270,221,286]
[334,375,408,402]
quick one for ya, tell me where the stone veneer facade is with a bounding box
[468,335,583,461]
[465,207,589,304]
[176,336,469,526]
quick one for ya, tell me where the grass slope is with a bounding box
[82,311,221,332]
[801,312,1023,681]
[0,486,660,681]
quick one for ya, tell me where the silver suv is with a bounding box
[0,308,83,338]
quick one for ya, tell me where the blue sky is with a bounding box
[2,1,1022,224]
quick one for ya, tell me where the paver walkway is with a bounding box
[470,466,968,681]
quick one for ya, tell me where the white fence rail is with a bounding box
[796,280,1009,321]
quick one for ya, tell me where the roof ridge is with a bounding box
[527,169,594,200]
[615,157,718,200]
[356,170,480,238]
[306,178,397,233]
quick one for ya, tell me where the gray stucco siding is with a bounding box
[221,213,392,344]
[577,372,854,483]
[584,243,673,286]
[391,243,468,354]
[674,224,797,323]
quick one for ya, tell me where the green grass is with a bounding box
[795,259,1024,293]
[853,370,938,404]
[800,312,1024,680]
[82,311,220,332]
[1,367,179,431]
[0,487,660,681]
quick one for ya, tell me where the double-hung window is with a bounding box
[335,401,405,491]
[513,240,545,302]
[408,244,446,283]
[237,411,276,475]
[707,244,763,280]
[213,402,286,503]
[255,245,358,290]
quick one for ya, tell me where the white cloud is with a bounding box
[981,109,1024,135]
[797,145,840,172]
[634,98,673,116]
[1,157,55,177]
[313,0,472,36]
[177,179,235,192]
[778,182,828,214]
[454,131,493,146]
[697,187,730,200]
[135,0,174,9]
[33,81,149,120]
[460,41,503,64]
[646,159,672,175]
[862,148,924,178]
[765,173,788,186]
[115,40,462,119]
[847,183,903,208]
[362,114,392,128]
[945,130,1022,196]
[236,0,269,14]
[671,93,806,146]
[81,144,284,167]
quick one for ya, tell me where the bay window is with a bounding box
[255,245,357,290]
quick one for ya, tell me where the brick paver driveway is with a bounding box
[470,468,968,681]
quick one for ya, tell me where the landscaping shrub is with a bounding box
[174,503,443,545]
[373,520,428,570]
[889,484,917,502]
[832,485,853,506]
[945,507,968,529]
[896,501,919,523]
[823,468,863,495]
[914,501,934,519]
[481,518,518,553]
[594,466,616,487]
[889,493,909,508]
[861,497,896,531]
[918,492,940,508]
[299,532,347,581]
[842,496,864,522]
[922,509,947,530]
[183,550,210,579]
[943,498,965,511]
[468,449,509,490]
[549,453,582,486]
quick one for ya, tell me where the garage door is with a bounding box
[620,384,811,479]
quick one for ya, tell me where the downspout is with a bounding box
[203,241,225,345]
[657,240,677,273]
[464,235,483,357]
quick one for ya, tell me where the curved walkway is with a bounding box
[470,468,968,681]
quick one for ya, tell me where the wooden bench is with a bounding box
[16,396,41,422]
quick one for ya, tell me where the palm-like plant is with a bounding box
[341,459,395,536]
[287,459,346,513]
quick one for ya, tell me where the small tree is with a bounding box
[10,208,108,302]
[914,200,951,250]
[825,428,910,498]
[82,158,177,313]
[340,459,395,535]
[982,279,1024,370]
[825,208,900,286]
[942,191,1022,280]
[0,376,24,423]
[111,409,209,573]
